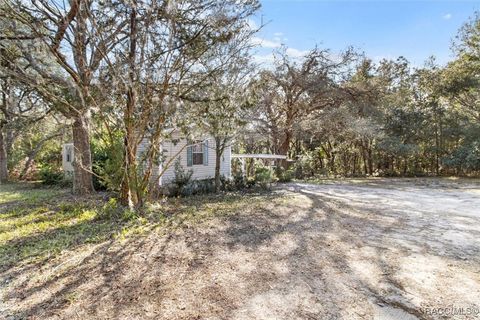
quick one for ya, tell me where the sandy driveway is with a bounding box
[282,179,480,319]
[3,179,480,320]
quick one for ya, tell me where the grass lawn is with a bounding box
[0,183,68,205]
[0,183,276,271]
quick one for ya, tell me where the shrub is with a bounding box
[443,139,480,173]
[232,172,247,189]
[91,132,124,191]
[121,208,138,222]
[97,197,139,221]
[169,158,193,196]
[39,165,68,186]
[196,178,216,194]
[246,177,256,188]
[254,166,276,189]
[276,167,294,182]
[220,175,236,191]
[293,153,316,179]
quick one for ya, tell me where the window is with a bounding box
[187,140,208,167]
[66,146,72,162]
[192,143,203,165]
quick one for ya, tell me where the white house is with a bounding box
[62,131,232,186]
[139,131,232,186]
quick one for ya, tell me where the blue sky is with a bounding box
[251,0,480,66]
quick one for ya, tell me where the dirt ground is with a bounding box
[2,178,480,319]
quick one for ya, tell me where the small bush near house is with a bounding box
[232,172,247,189]
[276,167,295,182]
[169,158,193,196]
[182,178,216,196]
[255,166,276,189]
[166,160,281,196]
[97,198,122,220]
[246,177,256,188]
[220,175,236,191]
[39,165,70,186]
[91,132,124,191]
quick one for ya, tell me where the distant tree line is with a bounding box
[241,13,480,178]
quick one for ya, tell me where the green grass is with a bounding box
[0,183,68,205]
[0,194,123,269]
[0,183,281,270]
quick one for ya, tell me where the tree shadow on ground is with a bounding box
[2,184,479,319]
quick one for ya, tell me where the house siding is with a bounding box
[137,134,231,186]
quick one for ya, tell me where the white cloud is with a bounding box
[443,13,452,20]
[247,19,259,31]
[253,53,276,65]
[286,47,309,58]
[253,47,311,67]
[273,32,283,37]
[251,36,282,48]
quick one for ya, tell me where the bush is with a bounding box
[275,167,294,182]
[443,139,480,173]
[168,158,193,196]
[293,153,316,179]
[246,176,256,188]
[39,165,68,186]
[232,172,247,189]
[97,198,122,220]
[91,132,124,191]
[254,166,276,189]
[220,175,235,191]
[183,178,216,196]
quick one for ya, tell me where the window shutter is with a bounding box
[203,140,208,166]
[187,146,193,167]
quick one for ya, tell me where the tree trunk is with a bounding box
[278,129,292,169]
[120,2,139,208]
[361,143,368,175]
[72,113,94,194]
[367,142,373,175]
[120,129,138,207]
[318,153,324,170]
[0,128,8,183]
[352,153,357,176]
[434,119,440,176]
[0,74,10,184]
[214,137,223,193]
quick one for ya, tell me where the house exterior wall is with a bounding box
[137,134,231,186]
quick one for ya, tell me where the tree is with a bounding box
[0,43,51,182]
[437,12,480,174]
[1,0,127,193]
[250,47,357,167]
[112,0,260,207]
[441,11,480,122]
[190,34,255,192]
